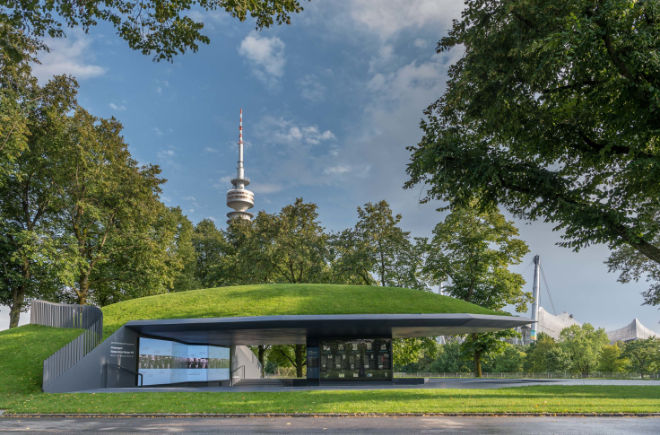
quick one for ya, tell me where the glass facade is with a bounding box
[318,338,392,381]
[137,337,230,386]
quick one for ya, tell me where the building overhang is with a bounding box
[125,313,532,346]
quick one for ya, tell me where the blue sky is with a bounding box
[1,0,657,333]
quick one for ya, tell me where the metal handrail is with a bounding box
[105,363,144,386]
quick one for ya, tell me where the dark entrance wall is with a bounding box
[43,326,140,393]
[306,337,393,385]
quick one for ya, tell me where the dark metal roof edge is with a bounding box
[125,313,532,327]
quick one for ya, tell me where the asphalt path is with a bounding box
[0,416,659,434]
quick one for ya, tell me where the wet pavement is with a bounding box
[0,415,659,433]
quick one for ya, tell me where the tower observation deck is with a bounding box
[226,109,254,222]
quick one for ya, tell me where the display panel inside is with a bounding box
[137,337,230,386]
[319,338,391,381]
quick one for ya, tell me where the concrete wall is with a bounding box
[231,345,262,384]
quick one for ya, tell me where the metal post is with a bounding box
[530,255,540,341]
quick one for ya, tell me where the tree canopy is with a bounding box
[405,0,660,304]
[425,203,531,376]
[1,0,305,61]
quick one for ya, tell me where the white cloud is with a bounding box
[251,183,283,194]
[109,103,126,111]
[324,165,350,175]
[299,74,326,102]
[348,0,462,40]
[157,149,175,159]
[413,38,429,48]
[153,127,164,136]
[155,79,170,95]
[238,31,286,86]
[261,117,335,146]
[31,34,106,83]
[204,146,219,153]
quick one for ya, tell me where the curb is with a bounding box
[2,412,660,418]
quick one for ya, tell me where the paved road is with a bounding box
[0,416,659,434]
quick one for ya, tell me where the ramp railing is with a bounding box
[31,300,103,389]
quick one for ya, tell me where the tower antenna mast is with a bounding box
[226,108,255,222]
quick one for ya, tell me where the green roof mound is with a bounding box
[102,283,499,336]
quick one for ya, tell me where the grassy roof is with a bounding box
[102,283,500,336]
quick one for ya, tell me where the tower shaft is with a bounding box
[226,108,254,223]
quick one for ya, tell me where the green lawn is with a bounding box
[101,284,501,336]
[1,325,659,415]
[1,387,659,415]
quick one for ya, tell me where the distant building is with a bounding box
[517,307,581,344]
[226,109,255,223]
[607,318,659,344]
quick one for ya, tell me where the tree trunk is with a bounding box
[294,344,305,378]
[9,261,30,328]
[473,351,483,378]
[8,287,25,329]
[77,272,89,305]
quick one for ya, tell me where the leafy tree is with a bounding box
[354,200,415,287]
[560,324,609,377]
[425,204,531,310]
[191,219,230,288]
[169,207,198,292]
[490,344,526,374]
[268,344,306,378]
[622,338,660,379]
[429,340,471,374]
[607,229,660,305]
[1,0,305,61]
[393,337,437,370]
[405,0,660,304]
[425,204,531,376]
[0,26,40,183]
[0,73,78,327]
[56,109,167,305]
[328,228,377,285]
[524,333,569,374]
[274,198,329,284]
[598,342,627,374]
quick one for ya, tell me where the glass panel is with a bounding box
[138,337,230,386]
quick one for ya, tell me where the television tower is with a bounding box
[226,109,254,222]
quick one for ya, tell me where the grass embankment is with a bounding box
[101,284,501,336]
[2,326,660,415]
[0,325,82,397]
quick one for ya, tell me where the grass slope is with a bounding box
[102,284,500,336]
[0,325,82,395]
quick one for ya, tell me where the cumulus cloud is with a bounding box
[238,31,286,86]
[348,0,462,40]
[261,117,335,147]
[109,102,126,111]
[299,74,326,102]
[251,183,284,194]
[31,34,106,83]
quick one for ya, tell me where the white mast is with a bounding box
[226,108,254,222]
[530,255,540,341]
